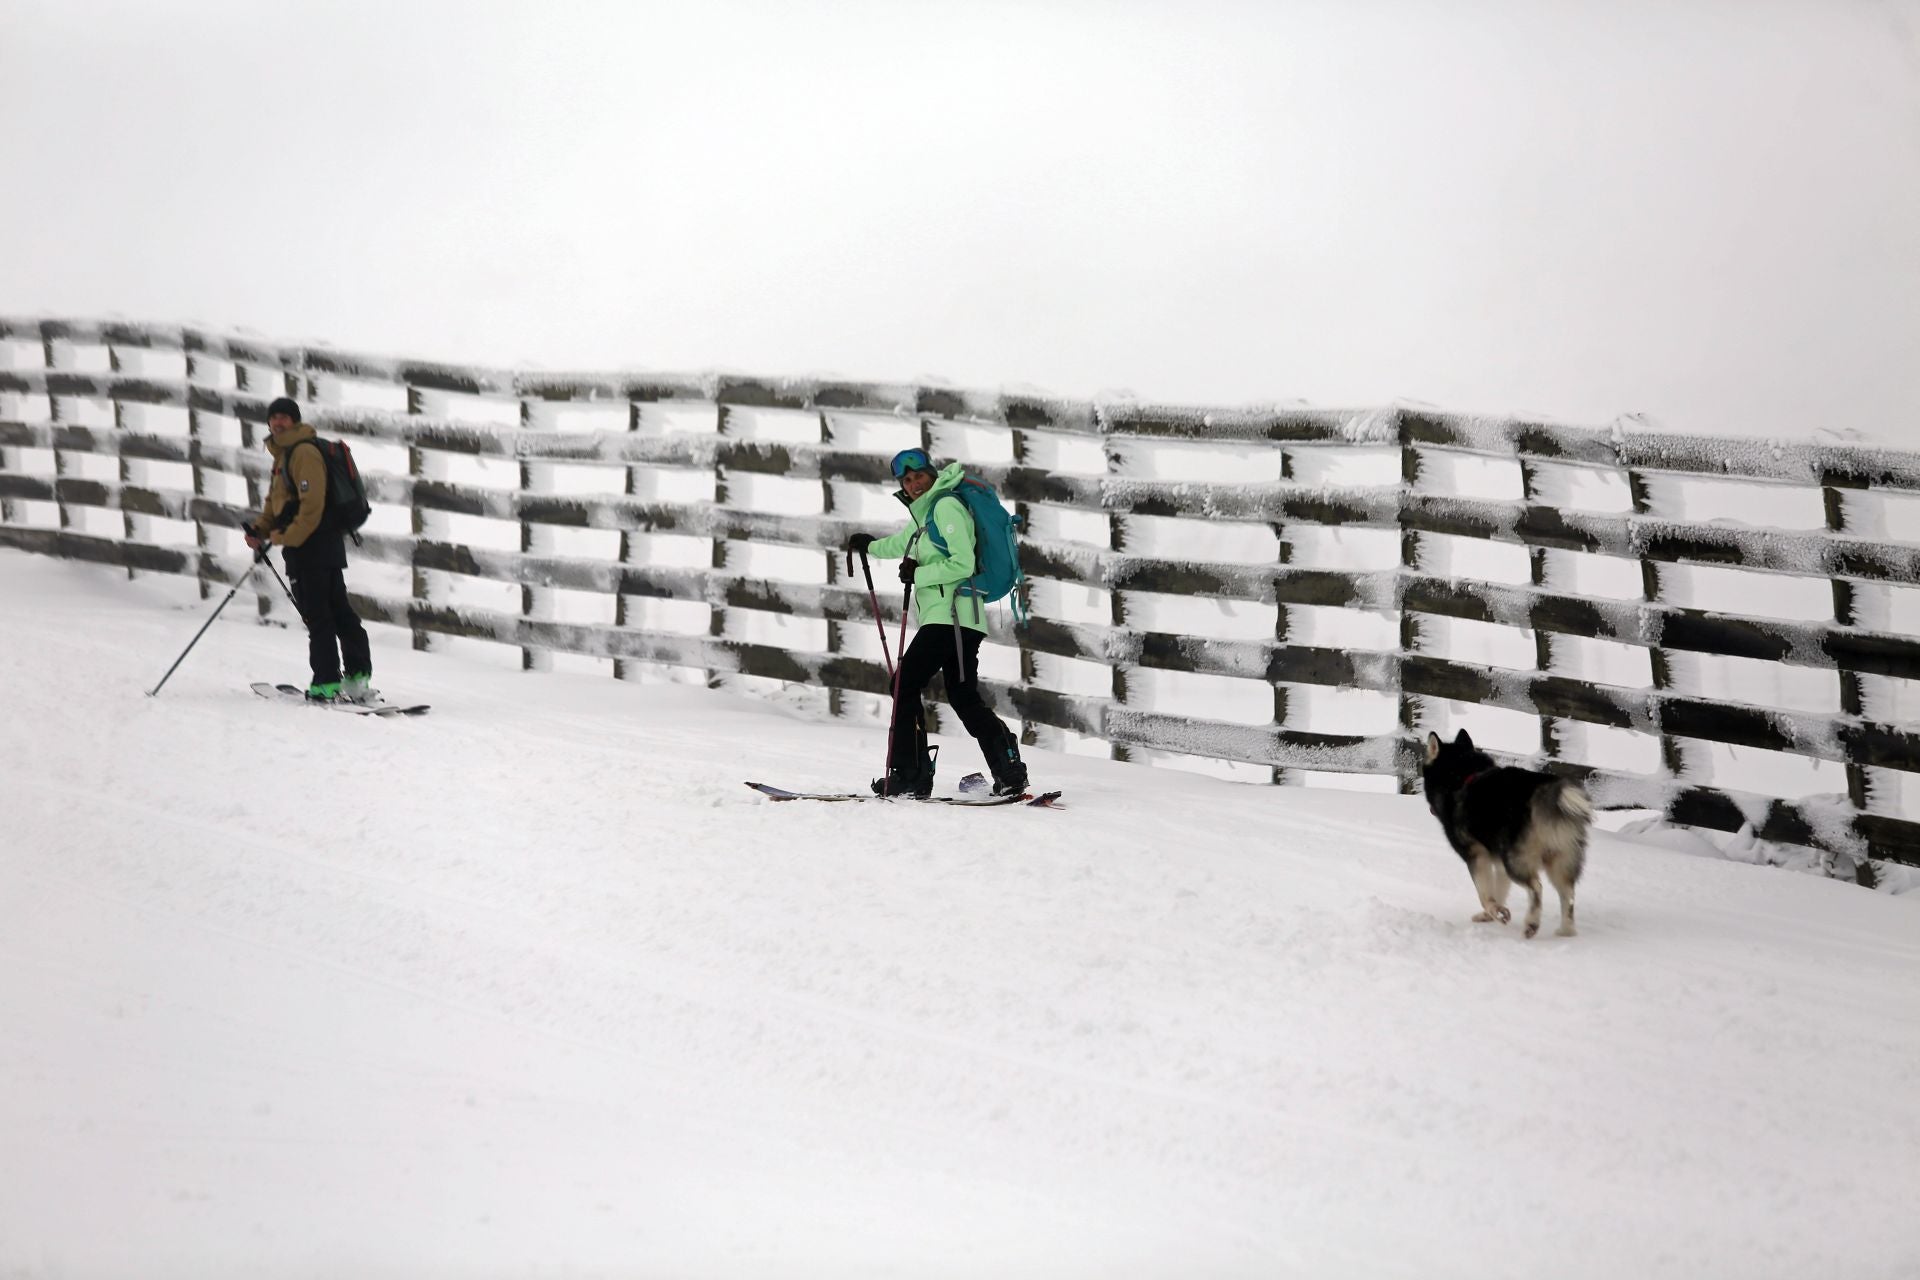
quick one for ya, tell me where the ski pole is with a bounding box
[849,548,895,681]
[227,511,303,616]
[256,552,304,617]
[147,558,259,697]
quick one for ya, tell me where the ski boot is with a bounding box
[872,745,938,799]
[986,725,1029,797]
[339,672,381,705]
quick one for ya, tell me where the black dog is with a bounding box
[1421,730,1590,938]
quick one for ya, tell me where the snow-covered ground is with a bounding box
[4,548,1917,1279]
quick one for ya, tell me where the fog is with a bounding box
[4,0,1916,440]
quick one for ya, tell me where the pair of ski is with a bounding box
[249,682,430,717]
[746,772,1063,809]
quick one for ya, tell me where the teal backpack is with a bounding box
[924,476,1028,625]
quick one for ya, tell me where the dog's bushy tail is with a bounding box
[1552,781,1593,824]
[1529,779,1592,885]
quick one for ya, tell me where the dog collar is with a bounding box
[1461,770,1488,788]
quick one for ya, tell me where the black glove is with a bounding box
[898,557,918,585]
[846,532,875,555]
[253,541,271,563]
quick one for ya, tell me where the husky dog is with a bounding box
[1421,730,1591,938]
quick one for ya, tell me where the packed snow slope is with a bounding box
[2,549,1916,1280]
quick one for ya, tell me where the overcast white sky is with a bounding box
[4,0,1917,440]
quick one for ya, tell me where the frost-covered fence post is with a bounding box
[707,401,734,690]
[819,407,846,719]
[612,396,649,684]
[1008,410,1037,750]
[1624,465,1688,780]
[0,337,15,527]
[406,383,445,652]
[43,330,78,533]
[107,336,139,578]
[1519,455,1558,763]
[518,391,557,674]
[1099,404,1132,763]
[183,344,214,599]
[1822,470,1874,822]
[228,354,275,620]
[1394,409,1424,794]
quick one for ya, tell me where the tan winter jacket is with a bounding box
[251,423,328,550]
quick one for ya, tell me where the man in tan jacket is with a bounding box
[244,397,373,702]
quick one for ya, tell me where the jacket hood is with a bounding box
[895,461,968,516]
[265,422,317,458]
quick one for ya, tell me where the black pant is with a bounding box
[888,624,1014,771]
[290,565,371,685]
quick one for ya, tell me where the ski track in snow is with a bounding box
[2,549,1917,1279]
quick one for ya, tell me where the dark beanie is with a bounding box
[266,396,301,422]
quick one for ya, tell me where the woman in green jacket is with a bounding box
[846,448,1028,797]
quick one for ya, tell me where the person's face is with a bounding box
[267,412,297,436]
[900,469,934,500]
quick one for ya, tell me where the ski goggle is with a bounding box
[889,448,932,480]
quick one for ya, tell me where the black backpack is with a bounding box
[292,436,374,540]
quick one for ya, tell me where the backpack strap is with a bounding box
[923,491,986,626]
[284,437,334,530]
[923,490,978,555]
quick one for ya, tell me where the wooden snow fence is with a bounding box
[3,317,1918,872]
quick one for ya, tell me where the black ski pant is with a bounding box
[289,563,371,686]
[887,623,1014,771]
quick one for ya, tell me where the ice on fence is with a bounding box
[1108,439,1283,484]
[1118,513,1276,564]
[1554,718,1664,775]
[1418,698,1541,757]
[725,609,829,653]
[1667,651,1840,716]
[1682,740,1851,804]
[1540,547,1646,600]
[727,471,825,518]
[1284,602,1398,651]
[1123,590,1275,642]
[1657,561,1834,621]
[1126,667,1272,727]
[1025,505,1109,547]
[1029,651,1113,700]
[1547,632,1653,690]
[1522,458,1635,514]
[1286,685,1398,736]
[1018,432,1105,476]
[1284,444,1399,488]
[1283,524,1399,571]
[622,596,710,637]
[639,402,722,438]
[723,405,820,446]
[1413,449,1524,502]
[1640,472,1827,531]
[1417,614,1540,674]
[1841,490,1920,544]
[931,419,1016,466]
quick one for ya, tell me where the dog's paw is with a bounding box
[1524,921,1540,939]
[1496,905,1511,924]
[1555,924,1577,938]
[1472,910,1496,923]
